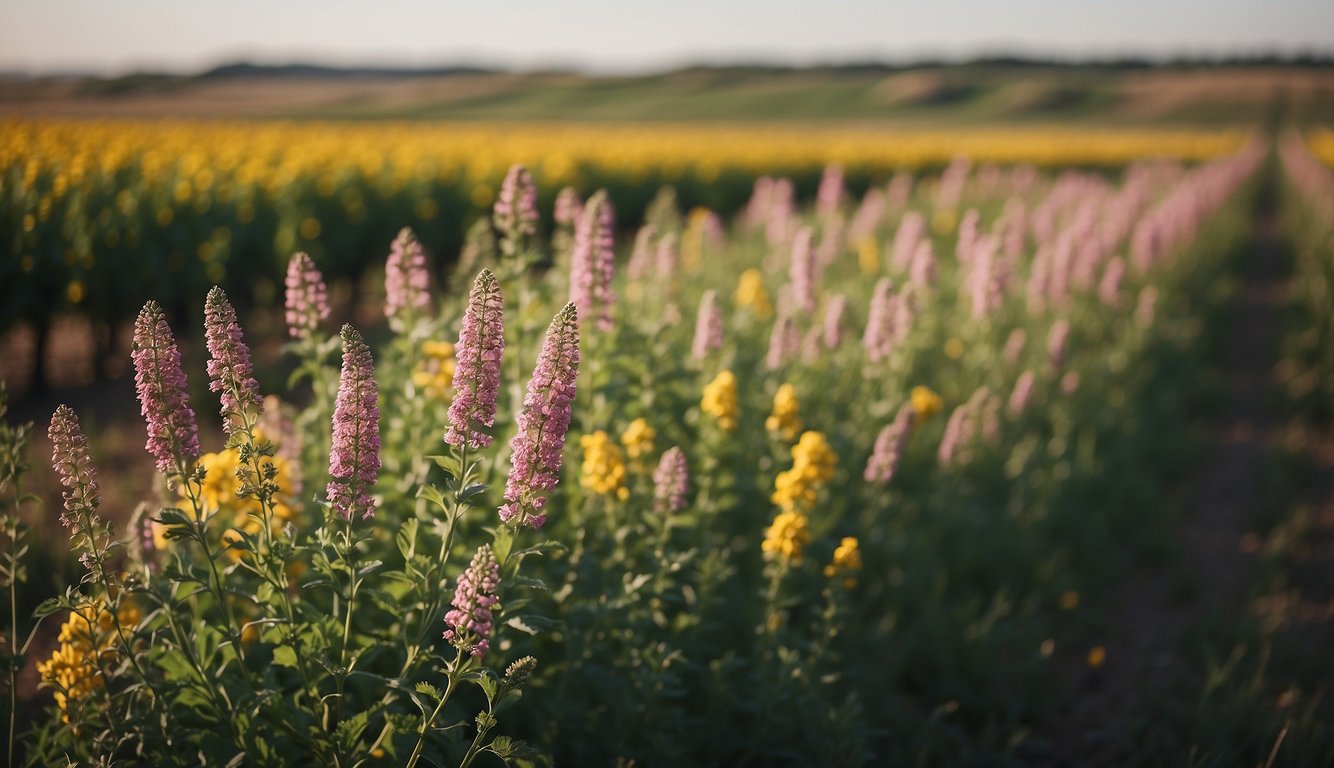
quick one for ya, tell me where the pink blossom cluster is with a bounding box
[131,301,201,478]
[446,269,505,450]
[444,544,501,659]
[327,325,380,520]
[501,304,580,528]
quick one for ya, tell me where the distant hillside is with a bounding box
[2,58,1332,126]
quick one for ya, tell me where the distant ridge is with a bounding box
[198,62,501,79]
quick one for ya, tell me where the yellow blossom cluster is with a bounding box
[762,510,812,564]
[857,237,881,275]
[823,537,863,589]
[701,370,739,431]
[412,340,457,398]
[158,444,298,558]
[579,430,630,501]
[734,269,773,319]
[619,418,656,464]
[765,384,804,443]
[771,431,837,514]
[2,119,1246,212]
[1309,127,1334,168]
[37,601,141,720]
[910,386,944,421]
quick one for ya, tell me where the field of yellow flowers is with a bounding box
[1,118,1248,387]
[2,123,1333,767]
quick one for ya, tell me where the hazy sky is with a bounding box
[3,0,1332,75]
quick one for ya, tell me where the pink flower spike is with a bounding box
[501,303,580,528]
[385,227,431,321]
[204,286,263,436]
[494,164,539,258]
[653,446,689,515]
[443,544,502,659]
[327,324,381,520]
[131,300,201,481]
[445,269,505,450]
[48,405,99,530]
[691,290,723,361]
[284,252,331,340]
[569,191,616,332]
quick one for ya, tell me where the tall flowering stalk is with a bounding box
[1047,318,1071,371]
[789,227,817,313]
[938,404,972,467]
[385,227,431,324]
[863,278,896,363]
[766,384,803,442]
[691,290,723,360]
[864,404,914,485]
[494,164,539,261]
[1010,370,1037,415]
[552,187,583,265]
[204,286,263,437]
[501,304,580,528]
[823,295,847,350]
[327,325,381,520]
[653,446,689,515]
[131,300,201,483]
[816,164,845,217]
[1003,329,1027,366]
[445,269,505,450]
[443,544,501,659]
[48,406,103,561]
[570,191,617,332]
[284,251,331,341]
[701,370,738,431]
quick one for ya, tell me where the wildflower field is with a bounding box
[2,116,1334,767]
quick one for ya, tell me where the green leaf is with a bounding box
[396,517,419,561]
[272,645,299,668]
[414,681,443,702]
[458,483,488,502]
[474,672,498,706]
[32,596,63,618]
[493,524,515,565]
[334,708,371,751]
[155,507,195,527]
[428,453,462,478]
[417,483,449,512]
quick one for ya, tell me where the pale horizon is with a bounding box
[2,0,1333,77]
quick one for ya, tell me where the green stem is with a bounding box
[7,490,19,768]
[457,717,493,768]
[404,652,464,768]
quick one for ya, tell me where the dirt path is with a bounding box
[1031,177,1287,765]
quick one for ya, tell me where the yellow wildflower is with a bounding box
[910,386,943,420]
[157,446,298,558]
[932,208,958,235]
[1087,646,1107,668]
[762,510,811,564]
[37,600,141,720]
[411,340,457,398]
[620,418,656,463]
[701,370,739,431]
[771,431,837,514]
[734,268,772,319]
[579,430,630,501]
[765,384,803,442]
[823,536,863,589]
[857,237,880,275]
